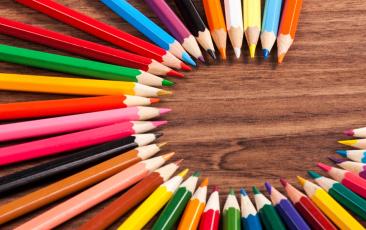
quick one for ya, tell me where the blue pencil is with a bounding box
[265,182,310,230]
[336,150,366,163]
[100,0,195,66]
[260,0,282,59]
[240,188,262,230]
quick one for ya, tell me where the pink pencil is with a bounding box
[0,107,170,142]
[0,121,166,166]
[15,153,174,230]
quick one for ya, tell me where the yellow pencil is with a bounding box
[297,176,364,230]
[0,73,171,97]
[243,0,261,58]
[118,169,189,230]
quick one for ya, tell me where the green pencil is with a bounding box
[0,44,173,87]
[152,172,200,230]
[308,171,366,220]
[223,189,241,230]
[253,186,286,230]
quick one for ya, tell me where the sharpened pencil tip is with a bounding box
[182,52,196,66]
[264,182,272,194]
[229,188,235,195]
[152,120,167,127]
[263,49,270,60]
[252,186,260,194]
[157,142,168,148]
[162,79,174,86]
[278,54,285,64]
[336,150,348,157]
[219,48,227,60]
[297,176,306,186]
[193,171,201,177]
[150,98,160,104]
[167,70,184,78]
[234,48,241,59]
[328,157,346,164]
[198,56,205,63]
[162,152,175,161]
[308,170,322,179]
[249,45,256,58]
[213,185,219,192]
[279,178,288,187]
[207,49,216,59]
[174,159,183,165]
[158,90,173,96]
[154,132,164,138]
[158,108,171,115]
[344,129,355,137]
[338,140,357,146]
[317,162,332,172]
[240,188,247,196]
[200,178,209,187]
[178,168,189,178]
[180,62,192,71]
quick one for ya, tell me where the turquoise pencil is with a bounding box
[260,0,282,59]
[336,150,366,163]
[100,0,195,66]
[240,188,262,230]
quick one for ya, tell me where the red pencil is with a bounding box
[0,17,182,77]
[0,95,159,121]
[199,186,220,230]
[15,0,191,71]
[317,163,366,199]
[280,179,337,230]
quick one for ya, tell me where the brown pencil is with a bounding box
[0,143,166,225]
[78,160,182,230]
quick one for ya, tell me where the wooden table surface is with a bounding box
[1,0,366,229]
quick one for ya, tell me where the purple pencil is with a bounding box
[145,0,204,62]
[265,182,311,230]
[329,157,366,180]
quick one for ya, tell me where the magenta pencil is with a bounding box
[145,0,204,62]
[0,107,170,142]
[0,121,166,166]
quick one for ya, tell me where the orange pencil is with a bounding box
[277,0,303,63]
[203,0,227,59]
[178,178,208,230]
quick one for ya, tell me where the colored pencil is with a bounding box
[79,159,181,230]
[223,189,241,230]
[0,95,159,121]
[280,179,337,230]
[0,137,162,195]
[261,0,282,59]
[178,178,208,230]
[173,0,216,59]
[336,149,366,163]
[317,162,366,199]
[0,73,172,97]
[0,121,166,166]
[224,0,244,58]
[308,170,366,220]
[0,44,173,87]
[338,139,366,149]
[152,172,200,230]
[203,0,227,59]
[297,176,364,230]
[0,143,166,225]
[330,157,366,179]
[145,0,204,63]
[277,0,303,63]
[344,126,366,138]
[243,0,261,58]
[118,169,189,229]
[15,0,190,70]
[265,182,310,230]
[15,153,174,230]
[240,188,262,230]
[252,186,286,230]
[199,187,220,230]
[99,0,194,66]
[0,107,169,142]
[0,17,182,77]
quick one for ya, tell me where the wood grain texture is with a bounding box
[0,0,366,228]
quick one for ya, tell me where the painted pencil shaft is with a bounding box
[261,0,282,59]
[243,0,261,58]
[223,189,241,230]
[173,0,216,58]
[0,73,171,97]
[240,188,262,230]
[224,0,244,58]
[203,0,227,59]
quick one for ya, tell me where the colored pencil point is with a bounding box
[344,129,355,136]
[198,56,206,63]
[208,49,217,59]
[167,70,184,78]
[181,62,192,71]
[219,48,227,60]
[249,45,256,58]
[328,157,346,164]
[182,52,196,66]
[263,49,270,60]
[335,150,366,163]
[336,149,347,157]
[240,188,262,230]
[338,139,357,147]
[150,98,161,104]
[158,90,173,96]
[223,188,240,230]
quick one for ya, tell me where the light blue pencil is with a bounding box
[260,0,283,59]
[240,188,262,230]
[100,0,195,66]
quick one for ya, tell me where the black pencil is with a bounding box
[0,133,161,195]
[173,0,216,59]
